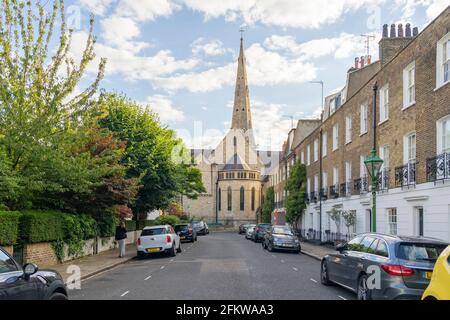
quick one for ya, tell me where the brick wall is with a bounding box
[24,242,58,267]
[3,246,13,255]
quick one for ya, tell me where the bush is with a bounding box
[137,220,156,230]
[124,220,136,231]
[60,214,98,258]
[154,215,181,226]
[20,211,65,243]
[97,213,119,238]
[0,211,21,246]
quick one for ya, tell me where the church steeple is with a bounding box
[231,36,252,131]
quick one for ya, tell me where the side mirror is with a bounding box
[23,263,38,279]
[336,244,346,252]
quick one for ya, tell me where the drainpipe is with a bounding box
[319,128,323,243]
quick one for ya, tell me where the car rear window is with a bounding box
[141,228,166,236]
[175,225,189,232]
[272,227,293,235]
[397,243,447,262]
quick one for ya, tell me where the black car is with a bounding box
[192,221,209,235]
[0,247,68,300]
[262,225,301,253]
[252,223,271,242]
[175,223,197,242]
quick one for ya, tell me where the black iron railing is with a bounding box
[353,176,368,195]
[320,188,328,201]
[395,162,416,188]
[427,152,450,183]
[310,191,318,203]
[377,168,390,191]
[340,182,352,197]
[329,185,339,199]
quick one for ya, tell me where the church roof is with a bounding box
[222,154,252,171]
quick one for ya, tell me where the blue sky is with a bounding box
[62,0,448,150]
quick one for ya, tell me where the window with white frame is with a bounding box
[403,61,416,108]
[345,116,352,144]
[301,151,305,164]
[436,33,450,88]
[360,103,368,135]
[314,139,319,162]
[333,167,339,187]
[380,84,389,123]
[314,175,319,193]
[360,155,367,178]
[322,172,328,189]
[322,133,327,157]
[404,132,416,164]
[380,145,390,170]
[333,124,339,151]
[437,115,450,154]
[387,208,398,235]
[306,145,311,166]
[345,161,352,183]
[307,177,311,194]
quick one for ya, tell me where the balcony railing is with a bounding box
[427,152,450,183]
[377,168,390,192]
[329,185,339,199]
[310,191,318,203]
[340,182,352,197]
[275,200,285,209]
[319,188,328,201]
[353,176,368,195]
[395,162,416,188]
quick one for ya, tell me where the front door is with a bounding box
[414,207,424,236]
[365,209,372,232]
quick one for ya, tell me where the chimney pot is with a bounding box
[398,24,404,37]
[390,24,396,38]
[355,57,360,69]
[382,24,389,38]
[405,23,412,37]
[367,55,372,65]
[360,56,365,68]
[413,27,419,37]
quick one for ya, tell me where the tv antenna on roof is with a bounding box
[361,34,376,57]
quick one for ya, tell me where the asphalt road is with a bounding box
[70,232,355,300]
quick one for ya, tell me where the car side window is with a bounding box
[360,237,376,252]
[367,239,379,255]
[375,240,389,258]
[346,236,364,252]
[0,250,18,274]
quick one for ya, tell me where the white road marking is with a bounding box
[292,267,298,271]
[310,278,318,283]
[281,260,285,263]
[120,291,129,297]
[160,266,165,270]
[271,255,276,258]
[144,275,152,281]
[338,295,347,300]
[170,259,174,262]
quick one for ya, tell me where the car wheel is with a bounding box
[177,243,182,253]
[357,274,372,300]
[320,260,332,286]
[268,243,273,252]
[169,244,176,257]
[262,242,267,250]
[137,251,146,259]
[49,292,68,300]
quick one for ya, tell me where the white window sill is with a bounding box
[402,102,416,111]
[345,140,352,145]
[434,80,450,92]
[360,131,368,137]
[378,118,389,126]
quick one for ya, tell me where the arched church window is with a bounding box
[233,137,237,146]
[240,186,245,211]
[227,187,232,211]
[251,187,256,211]
[218,188,222,211]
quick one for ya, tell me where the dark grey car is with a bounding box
[262,225,301,253]
[320,233,448,300]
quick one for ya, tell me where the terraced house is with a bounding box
[271,7,450,243]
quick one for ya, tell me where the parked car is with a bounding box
[136,225,182,259]
[422,245,450,300]
[0,247,68,300]
[245,225,256,240]
[320,233,448,300]
[262,225,301,253]
[239,224,251,234]
[192,221,209,235]
[252,223,271,242]
[175,223,197,243]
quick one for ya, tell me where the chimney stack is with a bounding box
[405,23,412,37]
[360,56,365,68]
[398,24,404,37]
[355,57,360,69]
[390,24,396,38]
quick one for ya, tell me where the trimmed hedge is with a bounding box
[125,220,136,231]
[154,215,181,226]
[0,211,21,246]
[20,211,65,243]
[136,220,156,230]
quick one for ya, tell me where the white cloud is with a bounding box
[145,95,185,123]
[154,42,316,92]
[191,38,229,56]
[115,0,180,22]
[425,0,449,20]
[100,16,150,53]
[180,0,385,28]
[78,0,115,15]
[395,0,449,22]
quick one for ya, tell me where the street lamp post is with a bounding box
[364,83,383,233]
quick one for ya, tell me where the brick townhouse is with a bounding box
[269,6,450,242]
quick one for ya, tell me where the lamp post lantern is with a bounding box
[364,82,383,233]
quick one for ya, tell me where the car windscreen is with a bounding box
[175,225,189,232]
[397,243,447,262]
[141,228,166,236]
[272,227,293,235]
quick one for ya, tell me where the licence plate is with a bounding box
[425,272,433,280]
[281,243,292,247]
[147,248,160,253]
[180,236,186,240]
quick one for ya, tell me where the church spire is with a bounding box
[231,36,252,131]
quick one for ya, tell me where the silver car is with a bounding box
[320,233,448,300]
[245,225,256,240]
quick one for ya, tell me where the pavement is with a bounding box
[300,241,335,261]
[69,232,354,300]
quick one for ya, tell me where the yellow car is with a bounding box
[422,245,450,300]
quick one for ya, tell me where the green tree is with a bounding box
[285,161,307,227]
[262,187,274,223]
